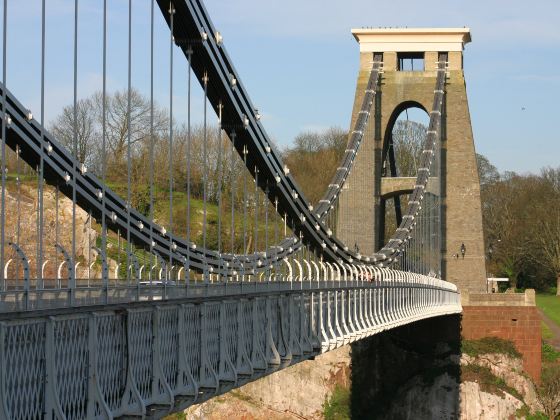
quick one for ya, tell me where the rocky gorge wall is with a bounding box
[3,181,99,281]
[175,315,545,419]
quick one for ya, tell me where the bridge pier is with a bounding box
[461,290,542,382]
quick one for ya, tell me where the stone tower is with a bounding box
[338,28,486,293]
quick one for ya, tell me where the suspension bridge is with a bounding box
[0,1,482,418]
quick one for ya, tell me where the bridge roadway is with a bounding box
[0,269,460,419]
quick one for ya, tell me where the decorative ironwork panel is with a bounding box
[2,320,46,420]
[96,312,127,412]
[158,306,179,389]
[128,310,153,401]
[54,317,89,420]
[205,303,220,377]
[224,301,238,365]
[184,304,201,382]
[242,300,253,359]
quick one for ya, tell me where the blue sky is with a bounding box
[2,0,559,173]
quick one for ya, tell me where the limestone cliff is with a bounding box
[4,182,98,280]
[175,318,544,420]
[383,352,542,419]
[183,347,351,420]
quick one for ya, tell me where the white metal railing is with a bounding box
[0,268,461,418]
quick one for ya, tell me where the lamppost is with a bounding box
[452,243,466,260]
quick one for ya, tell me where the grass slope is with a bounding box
[536,294,560,327]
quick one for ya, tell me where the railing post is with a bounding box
[8,243,30,310]
[218,301,237,383]
[325,291,336,350]
[93,246,109,305]
[288,294,301,357]
[299,293,312,353]
[199,303,219,392]
[151,307,174,408]
[318,292,329,352]
[44,317,64,419]
[333,291,343,346]
[250,298,266,370]
[120,310,146,417]
[235,299,253,376]
[339,289,349,345]
[86,314,111,418]
[176,304,198,399]
[265,297,280,365]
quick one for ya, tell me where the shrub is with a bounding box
[462,364,521,400]
[515,405,548,419]
[542,342,560,363]
[461,337,521,359]
[323,385,350,420]
[537,364,560,419]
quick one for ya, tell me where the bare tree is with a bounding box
[528,168,560,294]
[535,213,560,295]
[50,89,169,178]
[537,364,560,419]
[49,98,98,166]
[93,89,168,166]
[284,127,347,204]
[477,153,500,187]
[391,120,425,177]
[482,172,535,288]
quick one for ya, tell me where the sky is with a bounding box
[2,0,559,174]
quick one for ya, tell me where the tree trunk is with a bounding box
[511,273,518,292]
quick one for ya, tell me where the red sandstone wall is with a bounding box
[462,306,542,382]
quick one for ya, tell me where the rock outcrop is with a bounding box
[184,346,351,420]
[4,182,98,280]
[382,351,542,419]
[176,319,543,420]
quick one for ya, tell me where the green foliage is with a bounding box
[542,342,560,363]
[133,186,151,217]
[536,294,560,327]
[461,364,522,400]
[542,321,554,340]
[515,405,548,419]
[229,390,255,404]
[323,385,350,420]
[525,412,548,420]
[461,337,521,359]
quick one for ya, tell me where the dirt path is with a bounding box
[538,309,560,350]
